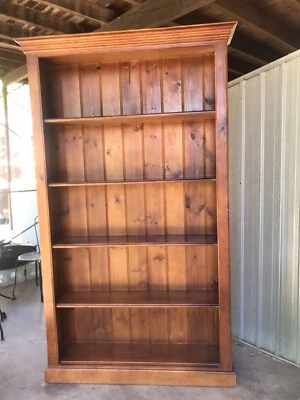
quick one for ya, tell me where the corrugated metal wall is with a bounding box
[228,50,300,365]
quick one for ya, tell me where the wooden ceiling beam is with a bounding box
[0,2,83,35]
[230,32,285,64]
[0,20,37,38]
[228,55,257,76]
[95,0,216,31]
[122,0,145,5]
[215,0,299,50]
[0,58,21,71]
[175,12,285,64]
[0,42,23,53]
[1,64,27,86]
[37,0,114,25]
[0,49,25,64]
[228,69,242,81]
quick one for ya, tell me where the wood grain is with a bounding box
[24,23,236,385]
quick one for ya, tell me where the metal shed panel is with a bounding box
[229,50,300,365]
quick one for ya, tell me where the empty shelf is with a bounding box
[44,111,215,126]
[48,178,216,187]
[60,342,220,367]
[53,234,217,248]
[57,290,219,308]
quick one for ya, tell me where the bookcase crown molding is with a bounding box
[16,22,237,57]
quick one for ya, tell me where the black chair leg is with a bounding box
[35,261,38,286]
[0,321,4,341]
[0,308,6,341]
[38,261,43,303]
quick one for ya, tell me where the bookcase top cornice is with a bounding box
[16,22,237,57]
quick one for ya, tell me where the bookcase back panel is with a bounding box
[43,54,215,119]
[50,182,216,238]
[54,246,218,293]
[59,307,219,345]
[46,120,216,182]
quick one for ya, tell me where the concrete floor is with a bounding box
[0,280,300,400]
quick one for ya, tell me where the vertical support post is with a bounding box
[2,85,13,229]
[26,55,59,366]
[214,40,233,371]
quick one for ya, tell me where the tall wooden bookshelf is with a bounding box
[17,22,237,386]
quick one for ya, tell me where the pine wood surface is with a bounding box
[19,23,236,386]
[56,290,219,308]
[60,343,220,366]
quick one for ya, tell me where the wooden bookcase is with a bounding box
[17,22,237,386]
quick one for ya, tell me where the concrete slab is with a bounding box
[0,280,299,400]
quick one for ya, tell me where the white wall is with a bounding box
[229,50,300,365]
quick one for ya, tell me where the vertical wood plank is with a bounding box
[123,124,145,236]
[89,248,110,291]
[144,122,165,236]
[101,63,121,116]
[204,120,216,178]
[204,54,215,111]
[182,56,204,111]
[148,246,167,290]
[186,246,218,290]
[145,184,165,235]
[128,247,149,344]
[144,123,163,179]
[62,126,85,181]
[141,59,161,114]
[104,126,123,180]
[59,248,90,291]
[162,58,182,112]
[60,65,81,118]
[111,308,131,343]
[63,187,88,237]
[92,309,113,342]
[120,61,141,115]
[168,247,188,344]
[215,40,232,370]
[109,247,128,290]
[148,247,168,342]
[128,247,147,290]
[80,64,101,117]
[130,308,150,343]
[164,123,185,234]
[164,122,184,179]
[83,126,104,181]
[184,121,205,179]
[104,125,126,236]
[185,182,216,235]
[106,185,126,236]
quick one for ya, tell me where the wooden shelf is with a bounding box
[44,111,215,126]
[49,178,216,187]
[57,290,218,308]
[60,343,220,367]
[53,234,217,248]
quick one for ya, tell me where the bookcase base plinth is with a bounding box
[45,367,236,387]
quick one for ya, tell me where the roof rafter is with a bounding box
[2,65,27,86]
[228,55,258,76]
[0,49,25,64]
[34,0,114,25]
[174,12,285,65]
[0,2,83,35]
[96,0,216,31]
[215,0,300,50]
[0,20,38,38]
[0,42,23,53]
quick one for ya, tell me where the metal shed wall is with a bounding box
[228,50,300,365]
